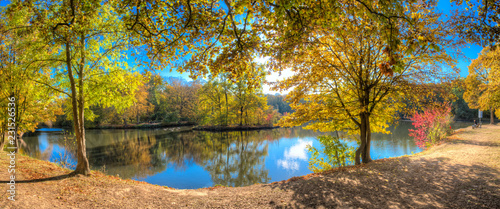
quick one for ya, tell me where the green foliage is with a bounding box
[307,135,355,173]
[266,94,293,115]
[451,79,478,120]
[198,65,274,126]
[0,2,63,145]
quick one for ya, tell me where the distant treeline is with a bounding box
[400,78,495,122]
[53,75,291,128]
[50,76,489,129]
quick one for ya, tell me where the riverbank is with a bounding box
[192,125,280,132]
[86,121,197,130]
[1,124,499,208]
[34,122,279,132]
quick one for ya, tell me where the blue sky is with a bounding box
[437,0,483,77]
[1,0,483,93]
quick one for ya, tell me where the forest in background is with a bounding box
[48,75,493,129]
[51,73,290,128]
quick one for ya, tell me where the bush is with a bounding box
[307,135,355,173]
[409,104,453,149]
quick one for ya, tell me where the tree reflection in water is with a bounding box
[162,131,276,187]
[21,128,299,187]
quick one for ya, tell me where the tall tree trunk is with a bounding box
[136,103,140,123]
[245,110,248,125]
[0,121,4,149]
[355,115,365,165]
[11,49,18,153]
[240,106,243,126]
[178,95,182,120]
[67,36,90,175]
[491,108,494,124]
[0,129,5,149]
[363,113,372,163]
[218,95,222,126]
[225,91,228,126]
[355,113,372,165]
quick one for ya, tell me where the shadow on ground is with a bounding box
[0,173,72,183]
[267,157,500,208]
[450,139,500,147]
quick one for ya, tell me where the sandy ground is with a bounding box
[0,124,499,208]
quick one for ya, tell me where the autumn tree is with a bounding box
[144,74,166,122]
[28,0,143,175]
[271,1,459,164]
[116,0,263,84]
[117,0,433,85]
[464,46,500,123]
[452,0,499,122]
[0,3,61,150]
[161,78,201,123]
[198,76,231,126]
[450,78,477,120]
[266,94,292,114]
[128,74,155,124]
[232,63,267,126]
[198,68,270,127]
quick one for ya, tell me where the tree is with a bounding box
[464,46,500,123]
[266,94,292,115]
[163,77,201,123]
[198,76,230,126]
[0,3,62,150]
[145,74,166,122]
[272,1,459,164]
[29,0,142,175]
[117,0,425,87]
[129,75,155,124]
[451,78,477,120]
[232,64,267,126]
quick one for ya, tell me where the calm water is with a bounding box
[20,121,470,189]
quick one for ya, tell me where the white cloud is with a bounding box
[277,139,313,171]
[284,139,313,160]
[254,56,295,95]
[263,68,295,95]
[277,159,299,171]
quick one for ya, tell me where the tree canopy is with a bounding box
[452,0,499,46]
[464,46,500,122]
[271,0,460,164]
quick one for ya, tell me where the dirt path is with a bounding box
[1,125,499,208]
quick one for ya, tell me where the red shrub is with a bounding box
[409,104,453,149]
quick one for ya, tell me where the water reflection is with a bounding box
[277,139,312,171]
[19,121,466,189]
[86,130,167,179]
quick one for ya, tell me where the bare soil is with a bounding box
[1,124,499,208]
